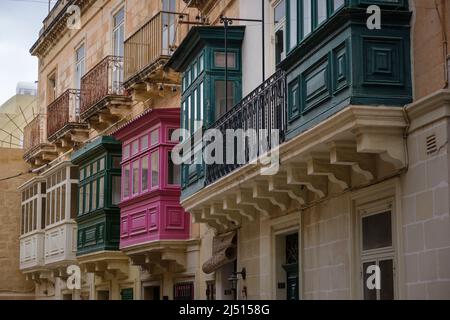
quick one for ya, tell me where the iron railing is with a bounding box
[124,11,189,81]
[47,89,81,139]
[23,115,45,153]
[80,55,126,117]
[205,70,287,185]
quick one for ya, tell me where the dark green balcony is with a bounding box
[71,136,122,256]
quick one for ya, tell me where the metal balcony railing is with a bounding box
[47,89,81,140]
[205,70,287,185]
[124,11,189,82]
[80,55,126,117]
[23,115,45,154]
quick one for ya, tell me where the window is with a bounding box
[334,0,344,10]
[162,0,177,55]
[360,209,395,300]
[132,161,139,195]
[112,176,121,205]
[45,167,77,224]
[112,157,121,169]
[113,7,125,90]
[141,155,149,191]
[124,145,130,159]
[98,177,105,208]
[21,183,46,235]
[193,89,199,132]
[289,0,297,51]
[151,152,159,188]
[141,135,149,150]
[47,72,57,104]
[168,151,181,185]
[215,81,235,119]
[123,165,130,198]
[91,180,97,211]
[317,0,327,25]
[274,0,286,64]
[199,82,204,128]
[132,140,139,155]
[303,0,312,38]
[75,44,85,90]
[151,130,159,146]
[214,52,237,69]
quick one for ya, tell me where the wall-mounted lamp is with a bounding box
[228,268,246,290]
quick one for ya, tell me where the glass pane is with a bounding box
[168,151,181,185]
[99,158,105,171]
[92,161,98,175]
[114,8,124,27]
[132,161,139,194]
[303,0,312,37]
[215,81,235,119]
[112,157,121,169]
[141,135,149,150]
[199,54,205,72]
[79,187,83,215]
[124,145,130,159]
[151,152,159,188]
[85,184,90,213]
[123,165,130,198]
[362,211,392,251]
[363,262,377,300]
[99,177,105,208]
[193,89,198,131]
[193,62,198,79]
[317,0,327,25]
[76,45,85,62]
[289,0,297,50]
[151,130,159,146]
[80,168,85,181]
[86,165,91,179]
[334,0,344,11]
[142,155,149,191]
[61,185,66,221]
[200,82,204,128]
[379,259,394,300]
[112,176,121,205]
[33,199,37,231]
[274,0,286,24]
[92,180,97,211]
[132,140,139,155]
[214,52,237,68]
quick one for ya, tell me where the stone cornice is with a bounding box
[406,90,450,132]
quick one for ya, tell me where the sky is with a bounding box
[0,0,57,105]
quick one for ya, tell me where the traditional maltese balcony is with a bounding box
[41,161,79,269]
[123,11,189,101]
[80,56,132,132]
[19,177,47,272]
[47,89,89,153]
[23,114,57,168]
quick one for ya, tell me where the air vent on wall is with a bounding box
[426,134,438,155]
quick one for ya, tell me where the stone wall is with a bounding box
[0,148,34,299]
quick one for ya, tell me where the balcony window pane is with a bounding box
[362,211,392,251]
[124,145,130,159]
[303,0,312,37]
[199,54,205,73]
[168,151,181,185]
[193,62,198,79]
[21,206,25,234]
[112,176,121,205]
[141,135,149,150]
[112,157,121,169]
[80,168,85,181]
[289,0,298,50]
[317,0,327,25]
[85,184,90,213]
[99,177,105,208]
[215,81,235,119]
[151,130,159,146]
[33,199,37,231]
[151,152,159,188]
[132,140,139,155]
[123,165,130,198]
[275,0,286,23]
[132,161,139,195]
[142,155,149,191]
[61,185,66,221]
[199,82,204,128]
[86,165,91,179]
[214,52,237,68]
[334,0,344,11]
[79,187,83,215]
[92,180,97,211]
[92,161,98,175]
[193,89,199,132]
[99,158,105,171]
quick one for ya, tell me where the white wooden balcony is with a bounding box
[20,232,45,271]
[44,221,77,266]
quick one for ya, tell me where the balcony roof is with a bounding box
[71,136,121,165]
[166,26,246,72]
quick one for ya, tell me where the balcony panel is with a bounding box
[80,56,131,122]
[124,11,189,90]
[44,222,77,267]
[20,232,45,271]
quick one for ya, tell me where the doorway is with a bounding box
[143,286,161,300]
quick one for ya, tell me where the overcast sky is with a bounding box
[0,0,57,105]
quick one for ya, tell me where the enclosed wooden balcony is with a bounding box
[124,11,189,100]
[47,89,89,152]
[80,56,132,132]
[23,114,57,167]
